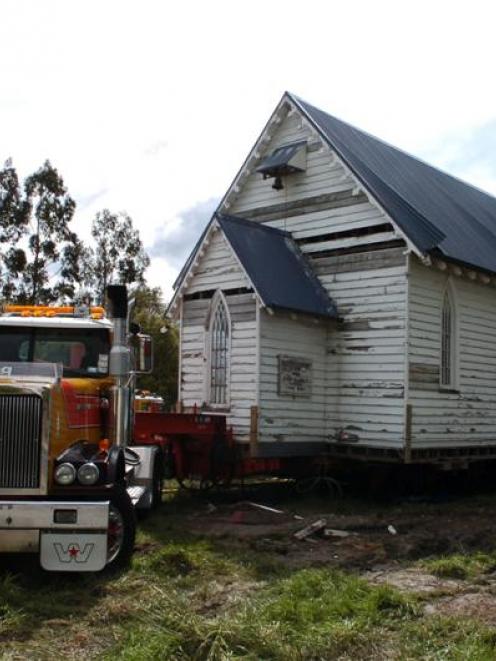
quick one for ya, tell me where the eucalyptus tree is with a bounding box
[90,209,150,305]
[10,160,77,304]
[0,159,30,300]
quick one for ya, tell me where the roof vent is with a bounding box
[256,141,307,190]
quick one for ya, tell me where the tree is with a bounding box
[6,160,76,304]
[90,210,150,305]
[131,286,178,411]
[54,232,95,303]
[0,160,29,300]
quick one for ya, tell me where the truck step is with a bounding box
[126,485,148,507]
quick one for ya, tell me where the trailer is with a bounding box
[133,409,315,488]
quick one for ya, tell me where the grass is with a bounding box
[421,552,496,580]
[3,491,496,659]
[103,567,419,660]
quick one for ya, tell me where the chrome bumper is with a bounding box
[0,500,109,553]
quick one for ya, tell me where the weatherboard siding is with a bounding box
[230,111,357,215]
[228,105,408,449]
[258,311,329,444]
[408,258,496,447]
[184,228,249,295]
[314,247,408,447]
[180,284,258,442]
[228,108,396,250]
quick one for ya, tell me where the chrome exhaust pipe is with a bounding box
[107,285,131,448]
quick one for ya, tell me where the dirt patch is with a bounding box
[185,498,496,573]
[365,567,463,595]
[197,579,264,614]
[426,590,496,626]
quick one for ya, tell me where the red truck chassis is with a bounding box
[133,411,290,488]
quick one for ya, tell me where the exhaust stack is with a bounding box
[107,285,131,448]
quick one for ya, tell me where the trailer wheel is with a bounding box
[106,489,136,567]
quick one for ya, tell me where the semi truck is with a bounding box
[0,286,162,571]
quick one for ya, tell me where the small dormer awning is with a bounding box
[256,140,307,178]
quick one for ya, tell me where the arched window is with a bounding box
[440,286,456,388]
[209,294,230,405]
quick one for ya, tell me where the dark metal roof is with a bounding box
[256,140,306,176]
[289,93,496,273]
[216,213,337,318]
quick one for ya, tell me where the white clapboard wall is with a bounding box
[229,106,408,448]
[408,257,496,448]
[258,310,329,443]
[179,229,257,442]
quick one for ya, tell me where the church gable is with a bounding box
[229,103,357,216]
[183,226,250,297]
[223,97,402,259]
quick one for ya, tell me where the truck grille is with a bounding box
[0,394,43,489]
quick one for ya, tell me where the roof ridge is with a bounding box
[288,92,496,205]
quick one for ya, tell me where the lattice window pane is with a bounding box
[210,299,229,404]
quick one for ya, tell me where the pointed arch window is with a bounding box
[440,286,456,388]
[209,294,230,405]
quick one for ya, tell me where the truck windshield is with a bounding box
[0,327,111,378]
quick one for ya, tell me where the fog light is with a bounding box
[77,462,99,485]
[54,462,76,486]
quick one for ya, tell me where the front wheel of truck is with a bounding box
[106,489,136,568]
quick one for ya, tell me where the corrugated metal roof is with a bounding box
[216,214,338,318]
[290,93,496,273]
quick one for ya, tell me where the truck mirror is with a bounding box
[136,334,153,374]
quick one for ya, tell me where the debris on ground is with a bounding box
[324,528,354,539]
[227,501,290,525]
[388,525,398,535]
[294,519,327,540]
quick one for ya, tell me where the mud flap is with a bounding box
[40,532,108,571]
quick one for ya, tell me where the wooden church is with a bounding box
[169,92,496,467]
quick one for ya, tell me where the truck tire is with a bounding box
[106,489,136,568]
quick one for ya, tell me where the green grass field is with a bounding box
[2,489,496,660]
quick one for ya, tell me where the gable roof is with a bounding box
[169,213,338,319]
[216,214,337,318]
[289,93,496,274]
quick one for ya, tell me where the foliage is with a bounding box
[0,162,151,306]
[90,209,150,305]
[132,286,178,409]
[17,160,76,304]
[0,159,30,300]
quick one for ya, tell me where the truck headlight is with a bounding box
[77,462,100,485]
[54,462,76,486]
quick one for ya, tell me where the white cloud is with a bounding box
[1,0,496,300]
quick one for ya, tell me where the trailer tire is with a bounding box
[106,489,136,568]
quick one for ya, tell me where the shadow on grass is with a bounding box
[0,553,130,643]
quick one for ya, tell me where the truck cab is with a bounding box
[0,289,160,571]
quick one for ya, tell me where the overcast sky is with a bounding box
[1,0,496,300]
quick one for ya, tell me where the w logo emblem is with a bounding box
[53,542,95,564]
